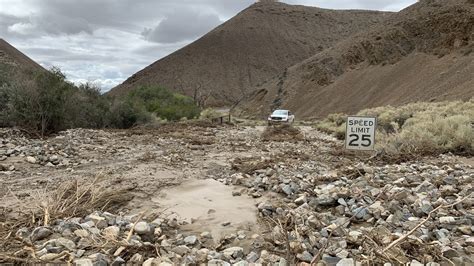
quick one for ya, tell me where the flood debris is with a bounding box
[1,125,473,264]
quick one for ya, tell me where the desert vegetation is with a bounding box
[316,100,474,156]
[0,67,201,135]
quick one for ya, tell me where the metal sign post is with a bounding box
[345,116,377,151]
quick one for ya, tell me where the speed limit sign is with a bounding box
[345,116,377,151]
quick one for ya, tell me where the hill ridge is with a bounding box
[237,0,474,118]
[109,2,390,106]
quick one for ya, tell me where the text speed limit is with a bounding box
[345,116,376,151]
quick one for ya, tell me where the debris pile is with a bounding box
[261,125,305,142]
[218,158,474,264]
[1,125,473,264]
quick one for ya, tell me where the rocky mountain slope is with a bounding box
[109,2,389,105]
[238,0,474,118]
[0,39,46,81]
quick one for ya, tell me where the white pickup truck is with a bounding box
[267,109,295,125]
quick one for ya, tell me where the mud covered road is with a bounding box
[1,124,473,265]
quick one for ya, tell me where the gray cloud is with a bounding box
[0,0,417,91]
[143,9,222,43]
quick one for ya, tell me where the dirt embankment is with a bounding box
[1,124,473,265]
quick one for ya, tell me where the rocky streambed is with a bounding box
[0,124,473,265]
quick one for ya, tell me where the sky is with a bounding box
[0,0,417,92]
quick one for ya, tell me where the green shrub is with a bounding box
[106,99,151,129]
[0,67,75,136]
[127,86,201,121]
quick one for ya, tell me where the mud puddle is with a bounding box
[155,179,259,240]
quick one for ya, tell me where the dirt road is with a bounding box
[1,124,472,264]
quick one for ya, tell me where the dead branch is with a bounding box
[383,193,471,253]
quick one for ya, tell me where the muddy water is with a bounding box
[154,179,258,240]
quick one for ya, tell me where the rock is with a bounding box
[201,231,212,239]
[208,259,231,266]
[232,191,242,196]
[74,229,90,238]
[466,237,474,246]
[184,235,198,245]
[223,247,244,259]
[196,248,210,262]
[111,257,125,266]
[295,195,307,205]
[15,228,30,240]
[336,250,349,259]
[222,221,231,227]
[409,260,424,266]
[419,202,433,214]
[103,226,120,239]
[322,255,341,265]
[232,261,249,266]
[154,227,162,236]
[311,195,336,207]
[43,237,76,251]
[352,207,369,219]
[439,216,455,224]
[246,251,259,262]
[26,156,36,164]
[30,227,52,242]
[297,251,313,263]
[281,184,293,196]
[134,221,151,234]
[150,218,163,226]
[337,258,355,266]
[76,249,86,257]
[172,245,190,256]
[143,257,174,266]
[75,259,94,266]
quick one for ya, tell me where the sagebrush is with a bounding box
[316,100,474,155]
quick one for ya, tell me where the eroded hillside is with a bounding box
[110,2,389,106]
[238,0,474,119]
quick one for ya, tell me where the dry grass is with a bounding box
[316,99,474,156]
[0,176,133,262]
[261,124,305,142]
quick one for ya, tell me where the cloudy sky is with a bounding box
[0,0,416,92]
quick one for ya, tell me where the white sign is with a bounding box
[345,116,377,151]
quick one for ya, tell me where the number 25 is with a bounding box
[349,134,372,147]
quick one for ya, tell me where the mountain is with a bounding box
[109,2,390,106]
[0,39,46,83]
[237,0,474,119]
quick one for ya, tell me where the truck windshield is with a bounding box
[272,110,288,115]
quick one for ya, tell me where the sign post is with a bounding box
[345,116,377,151]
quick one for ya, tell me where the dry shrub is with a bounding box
[200,108,220,120]
[317,99,474,156]
[231,157,275,174]
[315,113,346,140]
[31,177,133,224]
[261,124,305,142]
[377,100,474,156]
[0,176,133,260]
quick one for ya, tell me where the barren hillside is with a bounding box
[109,2,389,105]
[0,39,46,83]
[238,0,474,119]
[0,39,44,71]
